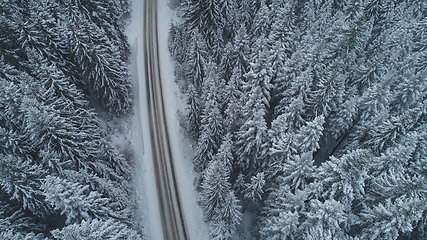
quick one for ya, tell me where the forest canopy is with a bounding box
[0,0,143,239]
[169,0,427,239]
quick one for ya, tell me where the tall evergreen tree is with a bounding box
[200,159,231,221]
[235,104,269,172]
[186,85,203,139]
[183,0,226,45]
[51,219,141,240]
[193,64,224,174]
[185,31,208,89]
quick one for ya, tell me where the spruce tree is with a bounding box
[200,159,231,221]
[51,219,141,240]
[193,64,224,174]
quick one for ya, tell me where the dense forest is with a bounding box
[0,0,143,239]
[169,0,427,239]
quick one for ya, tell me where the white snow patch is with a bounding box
[157,1,210,239]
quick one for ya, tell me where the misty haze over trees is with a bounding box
[0,0,144,239]
[169,0,427,239]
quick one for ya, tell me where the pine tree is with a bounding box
[209,221,232,240]
[208,191,242,240]
[326,95,359,140]
[76,0,131,59]
[244,172,265,202]
[223,66,244,133]
[0,230,50,240]
[243,39,273,117]
[234,41,273,172]
[65,6,132,114]
[215,191,241,227]
[268,0,295,58]
[233,25,251,71]
[41,176,111,225]
[307,61,346,117]
[51,219,141,240]
[214,133,234,172]
[193,66,224,173]
[251,2,271,38]
[210,29,225,63]
[186,85,202,139]
[200,159,231,221]
[273,50,312,117]
[260,184,311,240]
[301,199,351,240]
[185,31,207,89]
[183,0,225,44]
[168,23,189,64]
[268,127,296,180]
[282,152,315,191]
[295,115,325,154]
[259,210,299,240]
[0,154,53,218]
[274,95,306,134]
[235,105,269,172]
[201,154,241,238]
[318,149,372,208]
[0,190,53,235]
[220,0,238,40]
[237,0,260,29]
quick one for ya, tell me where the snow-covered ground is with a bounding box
[126,0,209,239]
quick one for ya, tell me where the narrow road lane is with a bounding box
[143,1,189,239]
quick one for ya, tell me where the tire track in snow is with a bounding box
[143,1,189,239]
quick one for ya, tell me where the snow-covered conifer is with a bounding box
[186,31,208,89]
[41,176,110,225]
[51,218,141,240]
[200,159,231,221]
[186,85,203,139]
[244,172,265,202]
[0,154,53,218]
[295,115,325,154]
[193,66,224,173]
[235,105,269,171]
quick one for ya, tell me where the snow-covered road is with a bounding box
[126,0,209,239]
[126,0,163,238]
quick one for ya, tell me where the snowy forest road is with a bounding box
[143,0,189,240]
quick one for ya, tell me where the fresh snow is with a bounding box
[126,0,209,239]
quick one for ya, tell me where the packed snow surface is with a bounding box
[126,0,163,239]
[127,0,209,239]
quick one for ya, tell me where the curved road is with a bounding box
[143,1,189,239]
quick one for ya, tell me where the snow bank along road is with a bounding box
[143,0,189,239]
